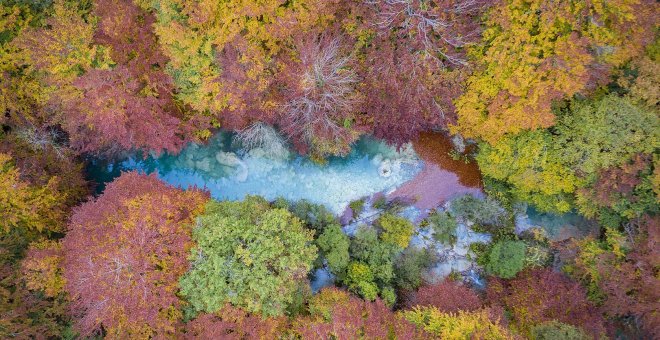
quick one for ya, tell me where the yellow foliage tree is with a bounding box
[403,306,513,339]
[0,153,65,234]
[453,0,657,143]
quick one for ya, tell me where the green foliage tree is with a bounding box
[555,95,659,176]
[485,240,527,279]
[344,226,399,304]
[180,196,317,317]
[476,131,579,213]
[393,248,437,292]
[316,224,350,278]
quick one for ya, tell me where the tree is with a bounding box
[0,153,65,234]
[65,66,193,155]
[453,0,656,143]
[179,196,317,317]
[576,153,658,226]
[344,225,400,303]
[184,304,285,339]
[531,321,591,340]
[487,268,605,337]
[362,0,491,145]
[407,280,483,313]
[485,240,526,279]
[20,239,65,298]
[403,306,512,339]
[61,0,197,155]
[138,0,336,138]
[278,35,363,159]
[555,95,659,176]
[316,224,350,277]
[476,130,579,213]
[393,248,437,292]
[377,213,415,249]
[562,217,660,336]
[294,287,422,339]
[422,210,458,245]
[63,172,208,338]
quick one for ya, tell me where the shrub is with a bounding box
[531,321,591,340]
[393,248,437,292]
[485,240,527,279]
[423,210,458,245]
[349,198,366,218]
[450,194,507,226]
[377,213,414,249]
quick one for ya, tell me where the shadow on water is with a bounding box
[390,132,483,213]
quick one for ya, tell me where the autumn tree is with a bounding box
[294,287,422,339]
[361,0,490,145]
[179,196,317,317]
[20,239,65,298]
[403,306,512,339]
[0,152,65,234]
[62,172,208,339]
[487,268,605,337]
[453,0,657,143]
[278,35,363,159]
[184,304,285,339]
[406,280,483,313]
[562,217,660,337]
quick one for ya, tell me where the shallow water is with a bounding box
[88,132,422,213]
[390,132,483,213]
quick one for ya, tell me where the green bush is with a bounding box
[393,248,437,291]
[423,211,458,245]
[450,194,507,226]
[287,199,337,235]
[349,198,366,218]
[531,321,590,340]
[485,240,527,278]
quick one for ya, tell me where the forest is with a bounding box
[0,0,658,339]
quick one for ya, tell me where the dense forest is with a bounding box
[0,0,658,339]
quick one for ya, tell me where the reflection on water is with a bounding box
[390,132,482,212]
[87,132,422,213]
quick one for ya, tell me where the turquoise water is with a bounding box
[87,132,422,213]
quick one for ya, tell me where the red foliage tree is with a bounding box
[184,304,285,339]
[563,216,660,337]
[294,287,423,339]
[62,172,208,338]
[359,0,491,145]
[487,268,605,337]
[277,35,363,157]
[65,66,193,155]
[407,280,483,313]
[61,0,198,156]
